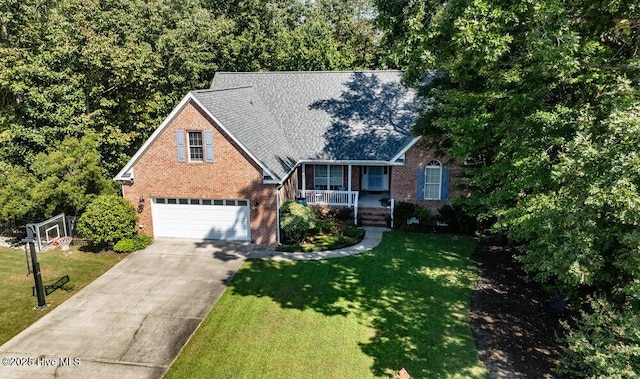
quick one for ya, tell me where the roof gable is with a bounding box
[114,92,280,181]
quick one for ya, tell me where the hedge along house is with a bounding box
[115,71,466,244]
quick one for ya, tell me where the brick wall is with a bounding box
[390,139,468,215]
[122,100,277,244]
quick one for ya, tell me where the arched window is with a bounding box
[424,160,442,200]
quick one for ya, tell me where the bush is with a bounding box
[393,202,434,231]
[415,206,434,226]
[113,234,153,253]
[280,200,318,243]
[393,202,417,229]
[332,207,354,221]
[437,202,477,234]
[559,296,640,378]
[316,220,337,234]
[343,226,365,239]
[77,195,137,248]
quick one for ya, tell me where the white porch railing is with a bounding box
[296,189,359,207]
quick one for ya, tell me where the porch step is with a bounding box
[359,207,390,227]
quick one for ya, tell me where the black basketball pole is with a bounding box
[22,235,47,310]
[29,239,47,309]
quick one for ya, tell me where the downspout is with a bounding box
[276,186,281,245]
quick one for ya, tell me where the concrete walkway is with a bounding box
[0,239,251,379]
[249,226,388,260]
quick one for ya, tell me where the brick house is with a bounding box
[115,71,465,244]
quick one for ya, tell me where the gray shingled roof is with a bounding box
[198,71,419,181]
[191,87,298,180]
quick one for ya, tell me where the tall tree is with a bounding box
[0,0,233,173]
[375,0,640,374]
[0,0,384,175]
[0,134,115,224]
[376,0,639,290]
[207,0,382,71]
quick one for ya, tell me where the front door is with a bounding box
[368,167,384,190]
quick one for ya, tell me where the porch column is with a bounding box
[327,164,330,189]
[301,164,306,194]
[348,164,352,206]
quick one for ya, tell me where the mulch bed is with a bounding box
[470,239,570,378]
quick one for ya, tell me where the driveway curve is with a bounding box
[0,239,251,379]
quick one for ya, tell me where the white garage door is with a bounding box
[151,198,250,241]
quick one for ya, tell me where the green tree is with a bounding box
[375,0,639,373]
[30,134,117,218]
[208,0,382,71]
[503,99,640,296]
[77,194,137,248]
[0,0,233,173]
[375,0,639,291]
[1,0,384,176]
[0,163,38,226]
[0,134,115,228]
[560,295,640,378]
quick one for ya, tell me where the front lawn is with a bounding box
[0,246,127,345]
[166,232,487,378]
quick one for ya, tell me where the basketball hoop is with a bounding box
[26,213,68,252]
[58,236,73,252]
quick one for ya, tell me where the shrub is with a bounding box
[77,195,137,248]
[343,226,364,239]
[332,207,354,221]
[316,220,337,234]
[559,296,640,378]
[393,202,417,229]
[393,202,434,230]
[113,234,153,253]
[415,206,434,226]
[437,202,477,234]
[309,205,328,219]
[280,200,318,243]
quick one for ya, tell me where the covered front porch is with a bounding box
[293,163,392,205]
[295,190,391,207]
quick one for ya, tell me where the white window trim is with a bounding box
[187,131,204,162]
[313,165,343,189]
[153,197,249,206]
[424,160,442,200]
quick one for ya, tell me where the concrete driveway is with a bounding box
[0,239,252,378]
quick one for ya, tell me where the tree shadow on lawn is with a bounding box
[229,232,485,378]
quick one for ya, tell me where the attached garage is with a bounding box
[151,198,250,241]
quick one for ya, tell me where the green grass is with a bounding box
[0,246,127,345]
[166,231,487,378]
